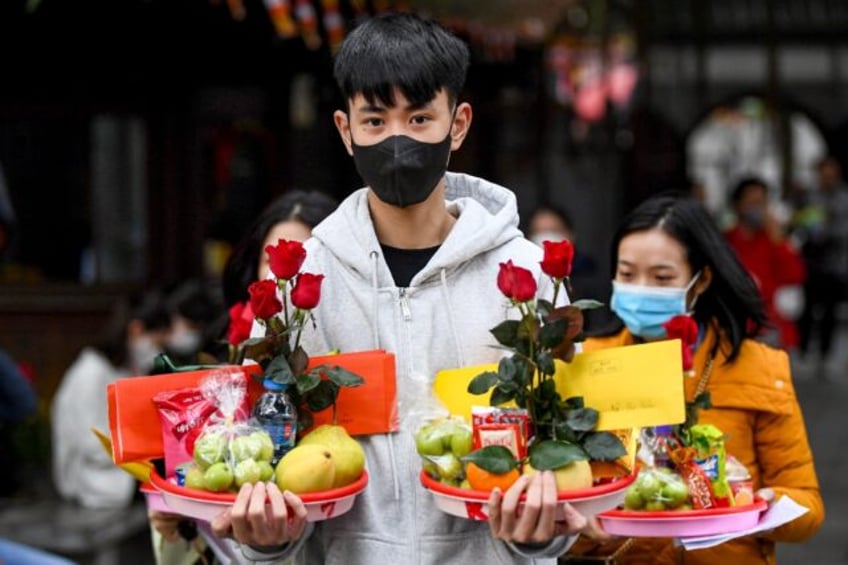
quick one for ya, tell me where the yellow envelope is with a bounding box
[433,339,685,430]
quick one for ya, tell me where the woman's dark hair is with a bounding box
[333,12,470,109]
[96,289,171,367]
[610,193,767,362]
[222,190,337,307]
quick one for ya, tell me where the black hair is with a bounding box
[333,12,470,109]
[222,189,337,307]
[526,204,574,235]
[96,289,171,368]
[610,193,767,362]
[730,176,767,205]
[166,279,222,326]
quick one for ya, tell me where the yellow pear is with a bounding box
[275,444,336,494]
[299,424,365,488]
[522,459,593,491]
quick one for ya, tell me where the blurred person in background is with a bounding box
[724,177,806,350]
[163,279,225,366]
[0,348,37,497]
[792,155,848,378]
[51,290,172,509]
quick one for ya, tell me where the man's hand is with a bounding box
[211,482,308,547]
[487,471,588,545]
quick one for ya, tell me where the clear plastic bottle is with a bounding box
[252,378,298,465]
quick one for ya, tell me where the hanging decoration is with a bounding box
[264,0,299,38]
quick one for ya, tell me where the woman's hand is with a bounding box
[487,471,588,545]
[148,509,186,543]
[211,482,308,547]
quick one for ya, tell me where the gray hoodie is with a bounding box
[240,173,573,564]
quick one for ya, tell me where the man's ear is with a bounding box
[450,102,473,151]
[334,110,354,156]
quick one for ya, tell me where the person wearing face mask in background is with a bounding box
[723,177,806,351]
[564,193,823,565]
[51,290,172,509]
[163,279,225,366]
[210,13,589,565]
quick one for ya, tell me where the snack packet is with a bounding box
[471,406,530,458]
[689,424,734,507]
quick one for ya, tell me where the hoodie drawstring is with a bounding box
[369,250,401,500]
[439,268,465,367]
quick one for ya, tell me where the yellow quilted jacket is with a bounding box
[568,325,824,564]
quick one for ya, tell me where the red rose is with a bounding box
[663,315,699,371]
[540,240,574,279]
[248,279,283,320]
[291,273,325,310]
[265,239,306,280]
[227,301,254,345]
[497,260,537,303]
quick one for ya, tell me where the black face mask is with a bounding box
[351,132,452,208]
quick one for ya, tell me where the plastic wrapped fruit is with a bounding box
[623,467,691,511]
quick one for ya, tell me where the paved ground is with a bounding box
[776,324,848,565]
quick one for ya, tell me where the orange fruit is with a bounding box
[465,462,520,492]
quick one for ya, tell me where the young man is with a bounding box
[211,13,587,563]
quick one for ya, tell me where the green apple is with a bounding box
[234,458,262,488]
[256,460,275,482]
[251,431,275,462]
[636,473,661,503]
[415,425,445,457]
[193,433,226,470]
[231,435,260,462]
[422,459,440,479]
[449,428,473,458]
[644,500,667,512]
[661,480,690,509]
[203,461,234,492]
[184,466,206,490]
[623,487,644,510]
[434,454,463,481]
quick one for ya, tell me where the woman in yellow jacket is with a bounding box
[571,194,824,564]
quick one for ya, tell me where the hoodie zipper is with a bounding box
[399,288,412,321]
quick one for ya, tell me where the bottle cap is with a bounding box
[263,378,286,391]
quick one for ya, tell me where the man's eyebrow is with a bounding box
[359,104,387,113]
[405,100,433,111]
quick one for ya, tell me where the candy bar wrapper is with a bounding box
[471,406,529,458]
[670,446,717,509]
[689,424,734,507]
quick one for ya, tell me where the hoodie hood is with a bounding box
[310,172,525,287]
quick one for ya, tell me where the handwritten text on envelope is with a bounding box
[434,339,685,430]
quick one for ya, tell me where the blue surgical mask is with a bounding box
[610,273,701,338]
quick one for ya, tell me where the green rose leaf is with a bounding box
[539,318,567,348]
[536,298,554,317]
[267,354,295,385]
[535,351,556,377]
[324,365,365,388]
[566,407,598,432]
[528,440,588,470]
[461,446,518,474]
[583,431,628,461]
[295,371,321,395]
[305,380,339,412]
[468,371,499,395]
[490,385,516,406]
[553,421,579,443]
[497,357,518,381]
[564,396,585,410]
[490,320,519,346]
[517,313,539,342]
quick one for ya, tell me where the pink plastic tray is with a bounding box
[148,469,368,523]
[598,499,768,537]
[420,471,635,521]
